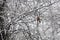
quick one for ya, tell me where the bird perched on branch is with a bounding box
[36,16,41,23]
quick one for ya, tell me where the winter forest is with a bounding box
[0,0,60,40]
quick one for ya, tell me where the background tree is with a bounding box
[0,0,60,40]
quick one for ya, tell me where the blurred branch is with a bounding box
[19,0,60,17]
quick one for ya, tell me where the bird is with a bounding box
[36,16,41,23]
